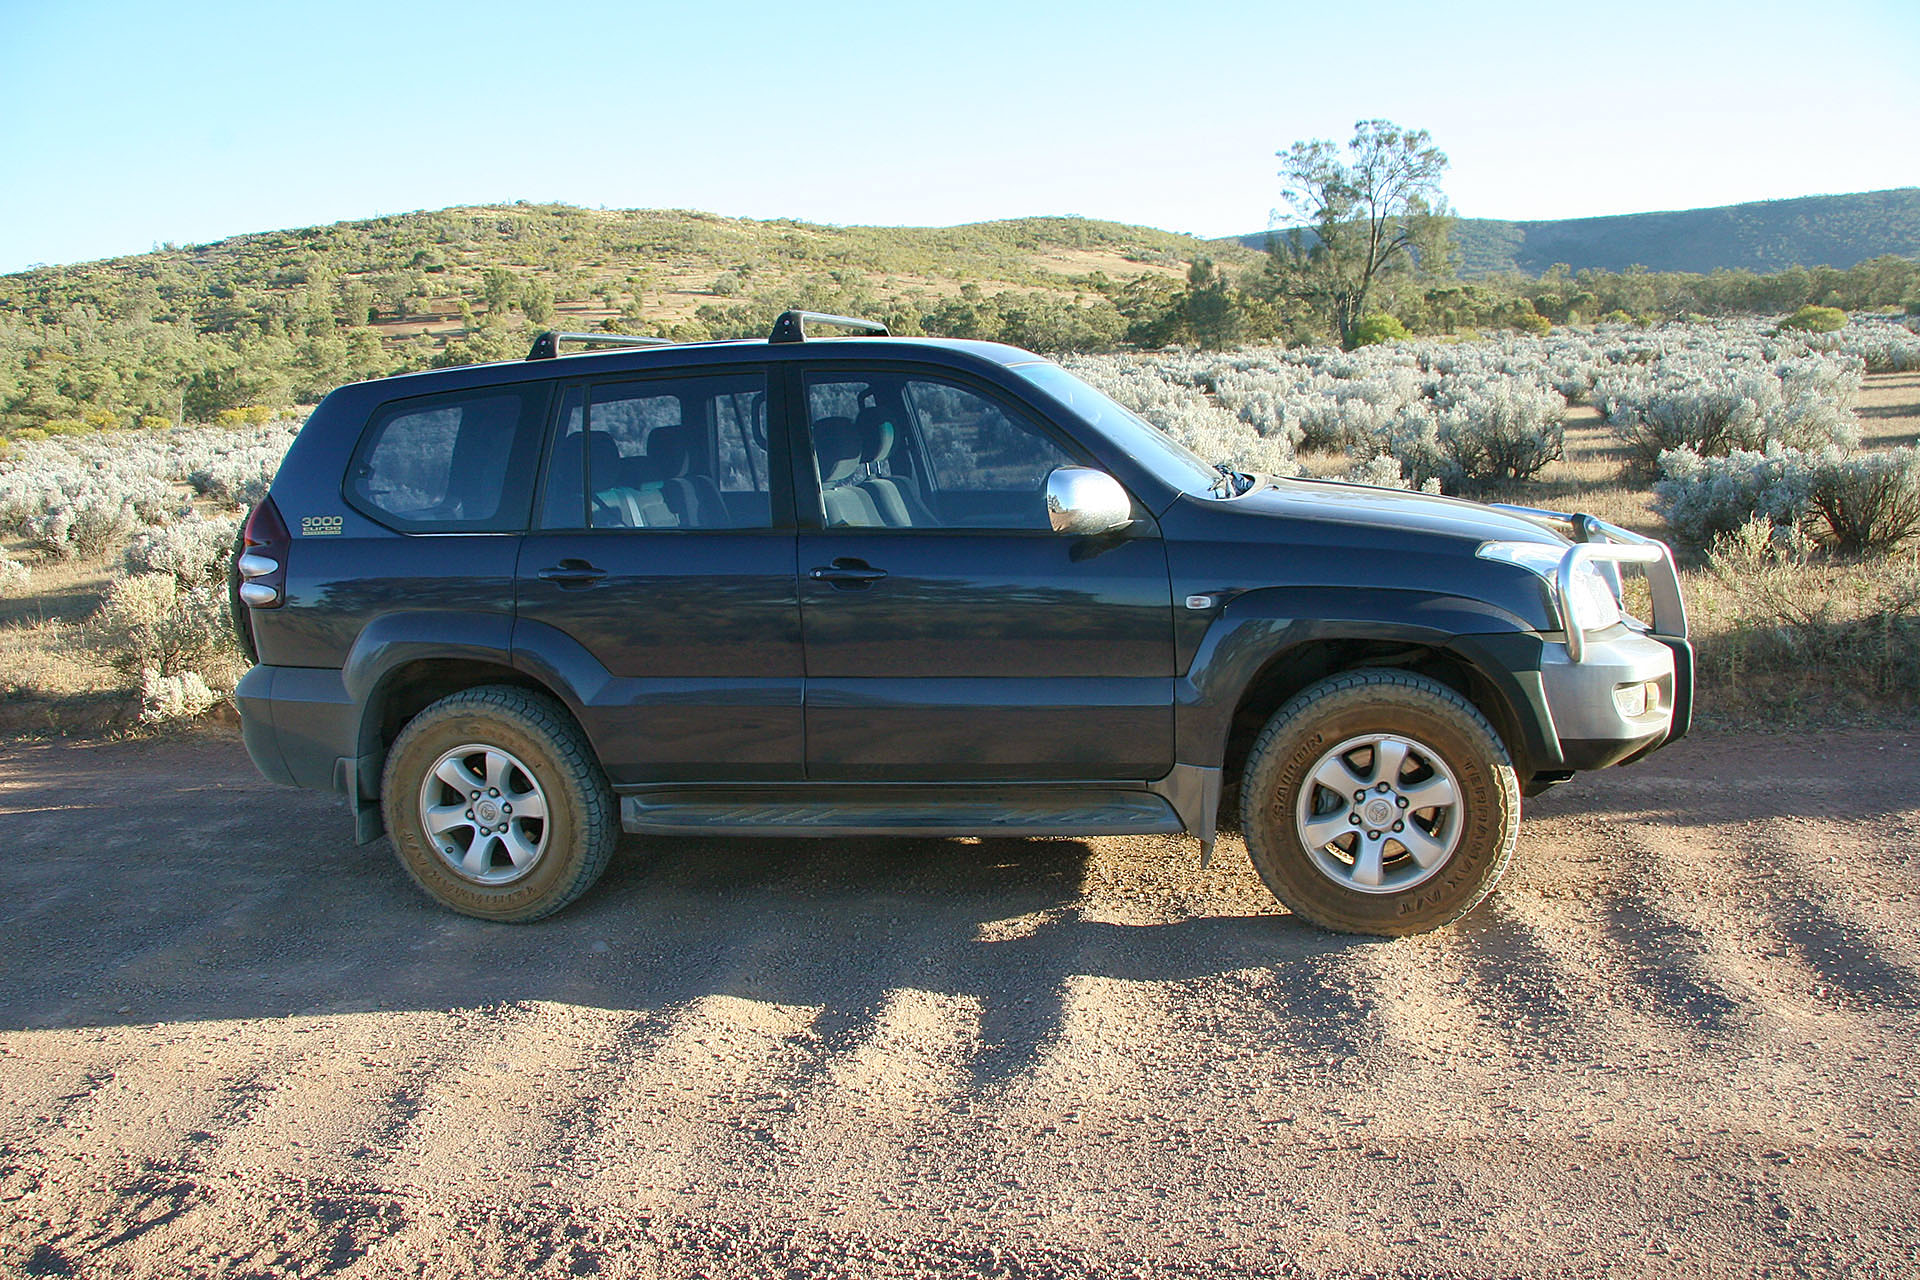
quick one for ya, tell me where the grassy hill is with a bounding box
[0,204,1267,433]
[1225,188,1920,276]
[6,204,1257,343]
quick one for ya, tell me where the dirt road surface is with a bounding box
[1,727,1916,1278]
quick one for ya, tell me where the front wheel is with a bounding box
[1240,670,1520,936]
[382,685,617,922]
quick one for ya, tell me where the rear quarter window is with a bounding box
[346,385,548,532]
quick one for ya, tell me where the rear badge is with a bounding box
[301,515,344,536]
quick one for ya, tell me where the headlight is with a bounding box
[1477,540,1622,633]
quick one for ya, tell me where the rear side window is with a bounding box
[538,372,771,531]
[347,386,547,532]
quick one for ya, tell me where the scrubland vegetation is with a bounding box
[7,197,1920,445]
[3,314,1916,733]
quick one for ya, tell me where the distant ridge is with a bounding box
[1221,188,1920,276]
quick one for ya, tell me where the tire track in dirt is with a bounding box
[2,729,1919,1277]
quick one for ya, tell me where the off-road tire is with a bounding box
[382,685,617,922]
[1240,669,1520,937]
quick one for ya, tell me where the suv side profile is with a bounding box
[234,312,1691,936]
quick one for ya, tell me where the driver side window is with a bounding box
[806,373,1077,531]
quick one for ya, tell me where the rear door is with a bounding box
[515,368,804,785]
[795,366,1176,782]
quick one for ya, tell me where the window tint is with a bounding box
[539,372,770,531]
[805,373,1077,531]
[908,379,1075,495]
[350,387,544,531]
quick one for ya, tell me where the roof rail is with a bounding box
[768,310,890,344]
[526,331,677,361]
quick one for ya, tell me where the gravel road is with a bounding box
[1,727,1916,1278]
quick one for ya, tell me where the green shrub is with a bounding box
[140,415,172,431]
[1511,310,1551,336]
[1779,304,1847,333]
[1808,446,1920,554]
[1348,314,1409,347]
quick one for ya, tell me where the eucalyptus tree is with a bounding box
[1270,119,1453,348]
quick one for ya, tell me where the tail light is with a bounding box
[231,493,290,662]
[236,496,289,607]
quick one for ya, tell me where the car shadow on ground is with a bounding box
[1,735,1381,1083]
[7,731,1916,1083]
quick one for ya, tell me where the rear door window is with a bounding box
[538,372,771,531]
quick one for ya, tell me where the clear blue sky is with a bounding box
[2,0,1916,273]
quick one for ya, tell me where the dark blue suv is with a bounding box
[233,311,1691,935]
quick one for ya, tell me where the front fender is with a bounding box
[1176,585,1558,774]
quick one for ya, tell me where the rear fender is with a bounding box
[342,612,542,840]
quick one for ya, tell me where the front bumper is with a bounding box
[1541,625,1691,769]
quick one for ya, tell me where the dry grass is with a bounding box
[1683,535,1920,727]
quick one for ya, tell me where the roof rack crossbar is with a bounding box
[527,331,677,360]
[768,310,890,344]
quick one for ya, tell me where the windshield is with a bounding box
[1010,362,1222,497]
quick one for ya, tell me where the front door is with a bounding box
[796,368,1175,782]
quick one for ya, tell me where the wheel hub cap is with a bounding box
[418,744,551,886]
[1294,732,1463,895]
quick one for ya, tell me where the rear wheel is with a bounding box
[382,685,616,922]
[1240,669,1520,936]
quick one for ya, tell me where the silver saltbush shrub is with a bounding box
[138,669,220,724]
[24,493,141,560]
[1430,381,1567,486]
[91,573,229,678]
[1597,353,1862,474]
[1806,319,1920,374]
[1655,444,1920,554]
[125,512,243,587]
[1653,446,1815,549]
[0,546,27,596]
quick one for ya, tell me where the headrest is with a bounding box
[646,424,692,477]
[812,416,863,484]
[853,406,896,464]
[586,431,623,482]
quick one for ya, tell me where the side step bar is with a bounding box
[619,789,1184,840]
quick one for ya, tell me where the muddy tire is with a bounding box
[382,685,616,922]
[1240,669,1520,936]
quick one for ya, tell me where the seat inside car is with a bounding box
[812,416,885,527]
[853,405,935,528]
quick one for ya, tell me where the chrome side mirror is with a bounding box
[1045,467,1133,536]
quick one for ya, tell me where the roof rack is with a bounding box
[526,331,677,361]
[768,310,890,344]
